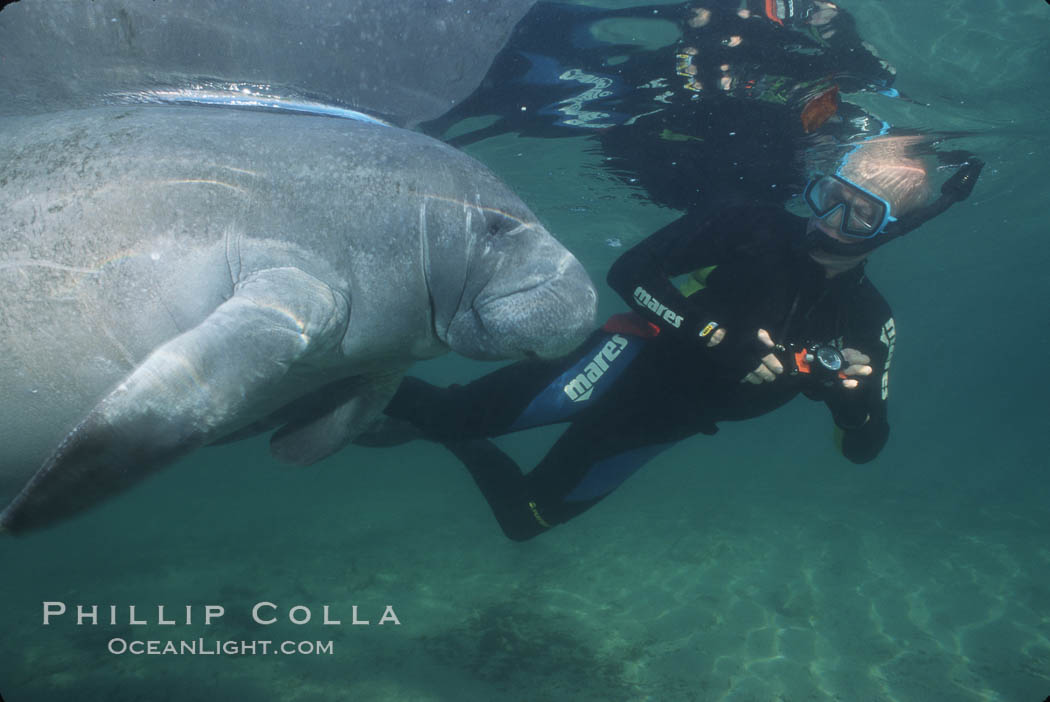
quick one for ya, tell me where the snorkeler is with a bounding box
[358,141,983,541]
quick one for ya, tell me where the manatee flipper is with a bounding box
[0,267,349,534]
[269,368,406,465]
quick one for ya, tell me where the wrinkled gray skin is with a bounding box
[0,105,597,533]
[0,0,535,125]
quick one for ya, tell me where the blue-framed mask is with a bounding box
[803,173,896,239]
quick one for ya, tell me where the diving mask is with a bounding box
[802,158,984,255]
[803,174,895,239]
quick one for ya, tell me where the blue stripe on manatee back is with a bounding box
[115,88,391,126]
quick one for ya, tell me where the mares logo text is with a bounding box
[633,287,684,328]
[563,334,629,402]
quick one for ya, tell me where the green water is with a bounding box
[2,1,1049,700]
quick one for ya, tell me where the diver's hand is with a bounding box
[704,327,727,348]
[742,329,783,384]
[840,348,873,390]
[808,1,840,26]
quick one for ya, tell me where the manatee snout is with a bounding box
[483,277,598,359]
[452,252,597,360]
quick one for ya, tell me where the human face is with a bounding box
[806,217,870,277]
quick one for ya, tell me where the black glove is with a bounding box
[704,328,773,380]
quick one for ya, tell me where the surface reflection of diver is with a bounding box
[424,0,900,212]
[428,0,895,138]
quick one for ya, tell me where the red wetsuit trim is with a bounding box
[601,312,661,338]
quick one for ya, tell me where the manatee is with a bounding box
[0,105,596,533]
[0,0,536,125]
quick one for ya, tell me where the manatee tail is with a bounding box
[0,407,199,534]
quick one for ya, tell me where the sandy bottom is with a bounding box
[2,429,1047,702]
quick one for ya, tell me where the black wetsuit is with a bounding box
[383,205,895,540]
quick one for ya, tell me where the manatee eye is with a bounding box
[483,209,520,237]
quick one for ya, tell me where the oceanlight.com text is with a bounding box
[107,638,335,656]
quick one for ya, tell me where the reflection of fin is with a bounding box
[800,84,839,133]
[270,369,405,465]
[0,267,349,533]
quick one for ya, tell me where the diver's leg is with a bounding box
[441,439,538,541]
[445,411,681,541]
[380,328,648,441]
[519,417,679,536]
